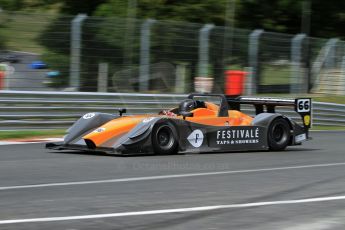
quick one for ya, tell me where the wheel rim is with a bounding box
[156,126,174,150]
[272,124,288,144]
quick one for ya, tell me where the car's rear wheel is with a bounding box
[152,122,178,155]
[268,117,290,151]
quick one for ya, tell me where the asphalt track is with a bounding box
[1,131,345,230]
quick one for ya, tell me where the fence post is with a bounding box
[175,63,188,93]
[248,29,264,95]
[244,67,253,95]
[341,56,345,95]
[325,38,339,69]
[98,63,108,92]
[290,33,306,94]
[69,14,87,91]
[311,38,339,92]
[198,24,215,78]
[139,19,156,92]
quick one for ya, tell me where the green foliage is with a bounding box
[0,0,62,12]
[38,15,72,88]
[236,0,345,39]
[261,65,291,85]
[94,0,128,17]
[59,0,106,15]
[0,0,24,11]
[236,0,302,34]
[39,15,71,54]
[80,17,130,91]
[94,0,228,24]
[310,0,345,38]
[41,51,69,87]
[4,0,345,41]
[6,0,345,92]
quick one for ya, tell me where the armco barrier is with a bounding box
[0,90,344,130]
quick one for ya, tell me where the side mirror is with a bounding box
[118,108,127,116]
[180,111,193,119]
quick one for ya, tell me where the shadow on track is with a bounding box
[284,147,321,152]
[47,146,319,158]
[48,150,174,157]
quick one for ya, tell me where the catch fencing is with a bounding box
[0,91,344,130]
[0,12,345,95]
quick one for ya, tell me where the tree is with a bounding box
[95,0,228,24]
[0,0,24,11]
[236,0,345,39]
[38,0,345,91]
[236,0,302,34]
[59,0,106,15]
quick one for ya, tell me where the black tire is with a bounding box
[268,117,291,151]
[152,122,178,155]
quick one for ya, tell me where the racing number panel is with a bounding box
[295,98,312,128]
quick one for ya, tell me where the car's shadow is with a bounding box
[49,150,175,157]
[197,147,320,155]
[284,147,321,152]
[48,147,319,157]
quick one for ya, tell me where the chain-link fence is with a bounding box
[0,12,73,91]
[0,11,345,95]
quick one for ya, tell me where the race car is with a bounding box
[46,93,312,155]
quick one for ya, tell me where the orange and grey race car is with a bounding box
[46,93,312,155]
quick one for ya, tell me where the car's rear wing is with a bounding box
[226,96,312,129]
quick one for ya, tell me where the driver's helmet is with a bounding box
[179,99,196,113]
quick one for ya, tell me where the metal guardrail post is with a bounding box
[198,24,215,78]
[139,19,156,92]
[290,33,306,94]
[69,14,88,91]
[248,29,264,95]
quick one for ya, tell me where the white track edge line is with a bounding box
[0,138,63,145]
[1,195,345,224]
[1,162,345,191]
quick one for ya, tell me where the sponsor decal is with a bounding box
[216,128,260,145]
[83,113,95,119]
[94,127,106,133]
[143,117,155,123]
[295,133,307,143]
[304,115,311,126]
[187,129,204,147]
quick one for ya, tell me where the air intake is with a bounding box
[84,139,96,149]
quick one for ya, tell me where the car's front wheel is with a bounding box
[152,122,178,155]
[268,117,291,151]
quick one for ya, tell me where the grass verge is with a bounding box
[311,126,345,131]
[0,129,65,140]
[312,96,345,105]
[0,125,344,141]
